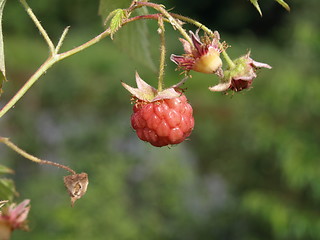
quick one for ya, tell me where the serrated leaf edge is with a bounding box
[103,8,123,25]
[109,9,127,39]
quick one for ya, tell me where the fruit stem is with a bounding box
[221,50,236,69]
[0,137,76,175]
[157,16,166,92]
[170,13,214,36]
[134,1,193,45]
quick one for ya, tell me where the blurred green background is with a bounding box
[0,0,320,239]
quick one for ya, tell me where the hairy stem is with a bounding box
[55,26,70,54]
[123,13,168,25]
[170,13,236,69]
[134,1,193,44]
[0,57,56,118]
[20,0,55,56]
[157,17,166,92]
[0,137,76,174]
[0,26,112,119]
[170,13,213,36]
[57,28,111,61]
[0,0,198,118]
[222,50,236,69]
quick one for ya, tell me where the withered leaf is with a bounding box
[64,172,88,207]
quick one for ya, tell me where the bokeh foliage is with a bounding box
[0,0,319,239]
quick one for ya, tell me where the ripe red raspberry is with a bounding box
[131,95,194,147]
[122,72,194,147]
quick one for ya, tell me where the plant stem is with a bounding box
[134,1,192,44]
[55,26,70,54]
[0,26,111,118]
[0,1,190,118]
[170,13,214,36]
[0,137,76,174]
[170,13,236,69]
[222,50,235,69]
[123,13,169,25]
[0,0,116,118]
[20,0,55,56]
[58,28,111,61]
[157,17,165,92]
[0,57,55,118]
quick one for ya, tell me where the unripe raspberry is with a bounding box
[122,72,194,147]
[209,52,272,92]
[170,31,223,74]
[131,95,194,147]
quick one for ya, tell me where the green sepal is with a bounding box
[275,0,290,11]
[250,0,262,16]
[0,164,14,175]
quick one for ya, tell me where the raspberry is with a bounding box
[170,31,223,74]
[209,52,271,92]
[131,95,194,147]
[122,72,194,147]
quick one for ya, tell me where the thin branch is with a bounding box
[19,0,55,55]
[222,50,235,69]
[170,13,214,36]
[0,58,55,118]
[55,26,70,54]
[122,13,171,25]
[134,2,193,44]
[0,25,111,118]
[0,137,76,174]
[157,17,166,92]
[57,28,111,61]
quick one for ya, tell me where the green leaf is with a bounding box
[98,0,130,24]
[99,0,155,71]
[275,0,290,11]
[0,0,7,97]
[0,165,14,175]
[104,8,123,25]
[0,178,17,201]
[108,9,127,39]
[250,0,262,16]
[113,7,156,71]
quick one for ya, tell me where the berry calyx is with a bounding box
[122,73,194,147]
